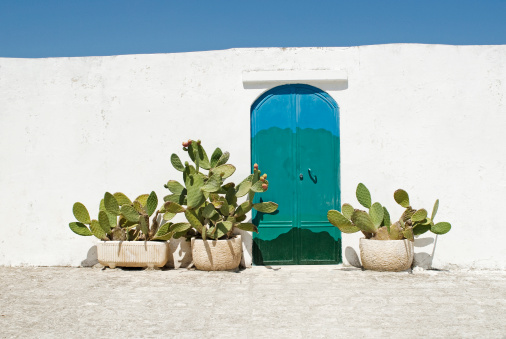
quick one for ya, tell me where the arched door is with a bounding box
[251,84,341,265]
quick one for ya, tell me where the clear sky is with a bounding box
[1,0,505,58]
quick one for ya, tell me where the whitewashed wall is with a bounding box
[1,44,504,269]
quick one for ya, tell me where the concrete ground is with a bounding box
[0,266,504,339]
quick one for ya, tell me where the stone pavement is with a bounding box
[0,266,505,338]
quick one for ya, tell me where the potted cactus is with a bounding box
[162,139,278,271]
[69,191,175,268]
[327,183,451,271]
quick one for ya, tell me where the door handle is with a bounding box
[308,168,317,183]
[299,173,303,180]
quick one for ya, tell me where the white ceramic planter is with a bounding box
[359,238,414,272]
[166,237,192,269]
[97,241,169,269]
[191,235,242,271]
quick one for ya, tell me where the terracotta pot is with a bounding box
[191,235,242,271]
[97,241,169,269]
[359,238,414,272]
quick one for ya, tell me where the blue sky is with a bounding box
[1,0,505,58]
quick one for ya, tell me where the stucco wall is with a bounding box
[1,44,504,269]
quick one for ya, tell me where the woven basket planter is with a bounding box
[359,238,414,272]
[191,235,242,271]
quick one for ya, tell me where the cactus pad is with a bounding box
[163,212,176,221]
[185,174,205,208]
[146,191,158,216]
[170,222,192,234]
[250,180,265,193]
[171,153,185,172]
[369,202,384,227]
[121,205,140,223]
[215,152,230,167]
[133,200,146,214]
[152,230,174,241]
[73,203,91,224]
[98,210,112,234]
[113,192,132,206]
[236,223,258,233]
[382,207,391,229]
[210,147,223,168]
[69,222,92,236]
[431,199,439,221]
[210,221,233,239]
[252,202,278,213]
[351,210,377,233]
[104,192,120,216]
[431,222,451,234]
[139,214,149,236]
[166,180,185,194]
[196,144,211,170]
[235,201,253,216]
[154,222,173,236]
[184,209,203,229]
[163,202,186,213]
[134,194,149,207]
[401,207,416,222]
[394,189,410,208]
[372,226,390,240]
[388,221,403,240]
[235,178,253,197]
[341,203,354,220]
[90,219,107,240]
[327,210,359,233]
[356,183,372,208]
[413,223,431,235]
[402,226,414,241]
[411,209,428,222]
[201,174,222,193]
[213,164,236,179]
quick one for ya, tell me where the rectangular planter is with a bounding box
[97,241,169,269]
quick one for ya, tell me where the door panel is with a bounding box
[252,90,297,264]
[252,84,341,265]
[297,90,341,264]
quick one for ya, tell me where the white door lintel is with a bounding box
[242,70,348,89]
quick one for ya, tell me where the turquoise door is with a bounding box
[251,84,341,265]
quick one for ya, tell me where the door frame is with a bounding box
[250,84,341,265]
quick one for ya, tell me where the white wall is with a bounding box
[1,44,504,269]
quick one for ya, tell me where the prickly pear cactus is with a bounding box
[328,183,392,239]
[327,183,452,241]
[164,139,278,240]
[394,190,452,236]
[69,191,172,241]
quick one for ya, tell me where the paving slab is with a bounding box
[0,266,505,338]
